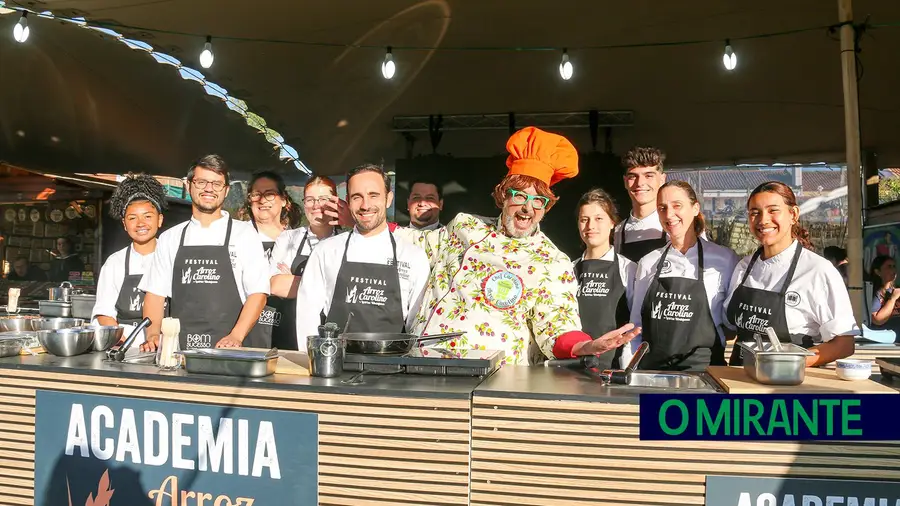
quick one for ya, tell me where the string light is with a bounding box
[723,39,737,71]
[13,12,29,43]
[381,46,395,80]
[199,36,214,69]
[559,49,573,80]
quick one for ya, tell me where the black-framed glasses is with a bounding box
[249,190,278,202]
[508,189,550,210]
[303,196,330,206]
[191,178,227,191]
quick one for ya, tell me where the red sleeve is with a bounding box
[388,222,398,232]
[552,330,593,359]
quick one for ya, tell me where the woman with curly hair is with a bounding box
[92,172,168,344]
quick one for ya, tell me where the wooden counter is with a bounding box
[0,352,480,506]
[470,366,900,506]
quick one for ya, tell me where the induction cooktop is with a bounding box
[343,348,504,377]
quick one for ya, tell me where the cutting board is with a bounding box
[707,366,898,394]
[233,347,309,376]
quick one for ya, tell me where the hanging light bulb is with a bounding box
[559,49,573,80]
[723,39,737,71]
[199,36,214,69]
[13,12,29,43]
[381,47,395,80]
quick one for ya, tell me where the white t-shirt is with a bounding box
[139,211,271,302]
[723,240,860,342]
[91,244,155,344]
[294,227,431,350]
[268,227,333,276]
[625,238,739,362]
[575,248,637,310]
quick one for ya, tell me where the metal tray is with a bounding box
[178,348,279,377]
[39,300,72,318]
[739,342,814,385]
[70,294,96,319]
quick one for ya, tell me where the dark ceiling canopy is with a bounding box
[1,0,899,183]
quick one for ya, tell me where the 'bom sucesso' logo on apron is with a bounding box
[482,270,525,310]
[346,276,389,306]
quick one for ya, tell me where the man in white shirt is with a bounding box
[614,147,669,263]
[407,178,443,231]
[139,155,270,350]
[295,164,429,349]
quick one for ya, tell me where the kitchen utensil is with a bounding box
[70,294,97,319]
[342,332,465,356]
[0,336,25,358]
[342,312,354,336]
[30,317,84,331]
[544,355,603,369]
[738,341,814,385]
[0,317,36,332]
[7,288,21,314]
[38,300,73,317]
[765,327,783,352]
[36,328,95,356]
[47,281,74,302]
[178,348,279,377]
[754,333,766,351]
[106,317,152,362]
[835,359,873,381]
[307,334,345,378]
[83,325,124,352]
[157,317,181,370]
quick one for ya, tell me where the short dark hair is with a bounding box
[57,236,74,248]
[187,154,230,185]
[622,146,666,173]
[13,255,29,264]
[409,179,443,200]
[823,246,847,263]
[347,164,391,194]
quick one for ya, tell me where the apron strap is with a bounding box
[293,230,309,265]
[740,243,804,296]
[124,245,132,277]
[177,218,231,248]
[653,239,704,280]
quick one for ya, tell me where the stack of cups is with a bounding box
[307,322,346,378]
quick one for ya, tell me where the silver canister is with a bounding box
[307,335,345,378]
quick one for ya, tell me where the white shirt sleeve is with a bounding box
[404,245,431,331]
[269,231,294,276]
[92,253,122,320]
[622,254,656,364]
[139,228,178,298]
[237,227,270,296]
[620,256,637,311]
[294,245,329,350]
[816,264,861,340]
[714,248,740,339]
[722,257,750,331]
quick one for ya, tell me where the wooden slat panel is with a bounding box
[471,394,900,506]
[0,368,472,506]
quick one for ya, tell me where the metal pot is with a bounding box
[48,281,74,302]
[343,332,464,356]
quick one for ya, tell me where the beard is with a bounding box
[354,206,386,233]
[501,209,540,238]
[193,193,222,214]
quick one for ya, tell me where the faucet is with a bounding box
[601,341,650,385]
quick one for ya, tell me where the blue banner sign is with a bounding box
[34,390,318,505]
[706,475,900,506]
[639,394,900,440]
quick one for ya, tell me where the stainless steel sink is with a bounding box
[606,371,721,391]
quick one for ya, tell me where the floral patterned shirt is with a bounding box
[394,213,582,366]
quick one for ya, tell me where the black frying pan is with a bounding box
[342,332,465,355]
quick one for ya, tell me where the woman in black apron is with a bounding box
[93,173,169,338]
[574,189,636,370]
[635,181,734,371]
[725,181,856,367]
[269,176,339,350]
[239,171,302,348]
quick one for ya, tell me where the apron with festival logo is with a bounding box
[575,253,629,370]
[114,246,168,327]
[271,231,310,350]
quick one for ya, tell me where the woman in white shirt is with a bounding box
[574,189,637,370]
[268,176,338,350]
[725,181,857,366]
[92,173,168,343]
[237,171,302,348]
[630,180,739,371]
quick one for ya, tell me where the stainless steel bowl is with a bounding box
[0,337,25,358]
[30,318,85,331]
[83,325,124,351]
[36,328,95,357]
[0,317,36,332]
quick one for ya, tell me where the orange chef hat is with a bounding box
[505,126,579,187]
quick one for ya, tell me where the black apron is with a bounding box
[170,218,246,349]
[113,246,168,331]
[725,244,812,365]
[246,222,281,349]
[618,216,667,263]
[639,242,725,371]
[575,252,630,370]
[325,232,405,334]
[270,231,310,351]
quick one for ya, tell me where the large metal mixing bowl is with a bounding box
[83,325,124,351]
[36,328,95,357]
[30,318,84,331]
[0,318,36,332]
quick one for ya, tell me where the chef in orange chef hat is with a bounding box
[374,126,640,365]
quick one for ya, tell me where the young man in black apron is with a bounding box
[615,146,668,263]
[139,155,270,351]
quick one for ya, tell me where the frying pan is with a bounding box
[342,332,465,356]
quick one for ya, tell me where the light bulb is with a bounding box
[723,40,736,71]
[199,36,214,69]
[13,12,28,43]
[381,47,395,80]
[559,49,573,80]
